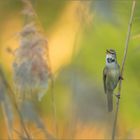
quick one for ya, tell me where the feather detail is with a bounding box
[107,91,113,112]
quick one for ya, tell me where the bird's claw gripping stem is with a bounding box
[115,94,120,99]
[119,76,124,80]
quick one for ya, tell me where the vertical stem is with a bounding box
[47,43,58,137]
[1,102,13,139]
[50,77,58,137]
[0,68,31,139]
[112,1,136,140]
[68,25,81,138]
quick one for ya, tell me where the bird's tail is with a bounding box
[107,91,113,112]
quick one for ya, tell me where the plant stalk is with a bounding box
[112,1,136,140]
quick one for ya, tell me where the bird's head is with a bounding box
[106,49,117,65]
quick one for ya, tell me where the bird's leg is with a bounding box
[115,94,120,99]
[119,76,124,80]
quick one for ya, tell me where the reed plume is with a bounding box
[12,0,55,139]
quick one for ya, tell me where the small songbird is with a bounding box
[103,49,120,112]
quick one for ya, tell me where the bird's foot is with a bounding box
[119,76,124,80]
[115,94,120,99]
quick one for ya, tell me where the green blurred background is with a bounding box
[0,0,140,139]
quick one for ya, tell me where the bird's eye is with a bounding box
[107,58,115,63]
[107,58,111,63]
[111,59,115,62]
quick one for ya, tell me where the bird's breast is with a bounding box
[106,68,120,90]
[108,69,119,79]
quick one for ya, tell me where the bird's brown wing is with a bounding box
[103,66,107,94]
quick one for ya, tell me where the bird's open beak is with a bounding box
[106,49,116,55]
[106,49,110,54]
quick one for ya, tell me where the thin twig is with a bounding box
[0,67,31,139]
[1,102,13,139]
[68,25,81,139]
[50,78,58,137]
[112,1,136,140]
[47,48,58,137]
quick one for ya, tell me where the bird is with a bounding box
[103,49,121,112]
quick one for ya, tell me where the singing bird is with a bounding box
[103,49,121,112]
